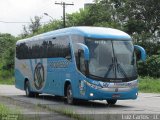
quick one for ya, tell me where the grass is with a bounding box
[0,103,22,120]
[0,101,42,120]
[0,103,14,114]
[139,76,160,93]
[37,104,90,120]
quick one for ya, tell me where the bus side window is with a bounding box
[57,36,72,60]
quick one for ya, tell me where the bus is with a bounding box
[15,26,146,104]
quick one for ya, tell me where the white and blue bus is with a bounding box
[15,27,146,104]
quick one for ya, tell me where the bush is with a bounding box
[0,69,14,78]
[138,55,160,77]
[136,42,160,56]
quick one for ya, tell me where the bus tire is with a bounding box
[66,84,75,104]
[107,99,117,105]
[25,81,34,97]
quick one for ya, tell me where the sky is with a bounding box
[0,0,93,36]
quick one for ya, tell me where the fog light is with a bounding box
[90,93,94,96]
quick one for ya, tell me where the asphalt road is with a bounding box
[0,85,160,120]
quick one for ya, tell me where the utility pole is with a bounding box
[55,2,74,28]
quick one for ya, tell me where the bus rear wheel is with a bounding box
[25,81,35,97]
[106,99,117,105]
[66,84,75,104]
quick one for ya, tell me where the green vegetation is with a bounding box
[37,104,90,120]
[138,55,160,77]
[0,103,16,114]
[0,76,14,85]
[139,77,160,93]
[0,68,14,85]
[0,103,22,120]
[0,33,16,85]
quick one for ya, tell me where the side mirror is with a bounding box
[134,45,146,62]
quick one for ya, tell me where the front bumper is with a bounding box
[84,85,138,100]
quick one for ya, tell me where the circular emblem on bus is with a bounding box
[34,63,44,90]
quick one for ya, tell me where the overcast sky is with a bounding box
[0,0,93,36]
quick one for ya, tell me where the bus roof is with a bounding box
[17,26,131,44]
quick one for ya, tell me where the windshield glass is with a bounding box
[85,38,137,82]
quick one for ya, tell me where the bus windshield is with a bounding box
[85,38,137,82]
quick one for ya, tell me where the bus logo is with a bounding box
[34,63,44,90]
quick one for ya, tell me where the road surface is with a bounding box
[0,85,160,120]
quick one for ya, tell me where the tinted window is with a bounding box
[47,36,71,59]
[16,36,71,60]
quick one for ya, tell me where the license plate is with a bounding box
[112,94,120,98]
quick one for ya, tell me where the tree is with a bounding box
[29,16,42,34]
[66,8,90,26]
[110,0,160,42]
[37,20,62,34]
[20,25,29,38]
[66,3,120,28]
[0,33,16,71]
[0,34,15,58]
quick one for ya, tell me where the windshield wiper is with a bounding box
[104,57,129,81]
[104,57,115,78]
[115,58,129,82]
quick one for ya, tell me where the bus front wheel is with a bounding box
[106,99,117,105]
[66,84,75,104]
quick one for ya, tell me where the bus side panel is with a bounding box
[70,71,87,99]
[28,58,48,93]
[44,70,63,95]
[15,58,30,90]
[45,58,70,96]
[15,68,25,90]
[70,71,79,98]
